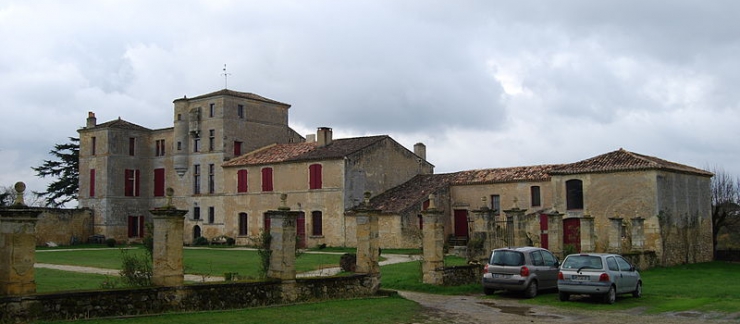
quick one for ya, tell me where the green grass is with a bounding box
[36,295,421,324]
[519,261,740,314]
[35,268,113,292]
[380,256,481,295]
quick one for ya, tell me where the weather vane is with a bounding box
[221,64,231,89]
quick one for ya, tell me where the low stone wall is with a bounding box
[0,275,376,323]
[622,250,659,270]
[442,264,481,286]
[35,208,93,246]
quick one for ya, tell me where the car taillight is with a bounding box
[599,273,610,282]
[483,265,489,274]
[558,272,564,280]
[520,266,530,277]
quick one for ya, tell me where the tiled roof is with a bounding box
[368,173,455,213]
[174,89,291,107]
[448,165,562,185]
[91,118,151,131]
[223,135,390,167]
[549,148,713,177]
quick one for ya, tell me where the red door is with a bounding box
[540,213,549,249]
[263,213,271,234]
[563,218,581,252]
[297,212,306,248]
[454,209,469,238]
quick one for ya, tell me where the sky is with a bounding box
[1,0,739,202]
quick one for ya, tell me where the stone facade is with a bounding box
[33,208,93,246]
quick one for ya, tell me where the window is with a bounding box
[91,137,96,155]
[237,169,248,193]
[234,141,242,156]
[530,251,544,266]
[616,257,633,271]
[261,167,273,192]
[209,103,215,117]
[208,164,215,194]
[177,141,182,151]
[238,212,248,236]
[89,169,96,197]
[193,164,201,194]
[237,104,244,118]
[541,250,557,266]
[153,168,165,197]
[155,139,166,156]
[311,211,323,236]
[208,206,215,224]
[491,194,501,215]
[129,137,136,156]
[127,216,144,238]
[530,186,541,207]
[193,206,201,220]
[193,138,200,152]
[177,113,182,121]
[607,257,619,271]
[566,179,584,210]
[309,164,322,189]
[124,169,140,197]
[208,129,215,151]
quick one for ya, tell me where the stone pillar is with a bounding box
[504,204,528,247]
[149,188,188,286]
[547,210,564,257]
[266,194,301,281]
[471,197,495,261]
[421,194,445,285]
[631,217,645,251]
[0,182,41,296]
[580,216,596,253]
[353,193,380,276]
[608,217,623,253]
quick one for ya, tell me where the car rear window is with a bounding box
[490,250,524,266]
[562,255,603,270]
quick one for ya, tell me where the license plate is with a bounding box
[572,275,590,281]
[493,274,511,279]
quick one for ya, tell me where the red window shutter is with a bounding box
[262,168,273,192]
[89,169,96,197]
[237,169,248,193]
[234,141,242,156]
[139,216,145,238]
[124,169,133,196]
[309,164,322,189]
[128,216,134,237]
[153,168,165,197]
[134,169,141,197]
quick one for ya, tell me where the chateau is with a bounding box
[78,89,714,266]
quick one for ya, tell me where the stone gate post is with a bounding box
[0,182,42,295]
[422,194,445,285]
[353,192,380,276]
[504,204,528,247]
[547,210,564,257]
[608,217,624,253]
[471,198,495,261]
[266,194,301,281]
[149,188,188,286]
[580,215,595,253]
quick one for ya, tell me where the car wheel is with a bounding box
[524,280,538,298]
[632,281,642,298]
[558,291,570,302]
[483,287,495,295]
[603,286,616,304]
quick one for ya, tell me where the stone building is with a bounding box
[77,89,431,246]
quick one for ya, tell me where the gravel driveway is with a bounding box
[398,291,739,324]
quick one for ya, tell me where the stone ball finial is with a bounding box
[363,191,371,205]
[13,181,26,206]
[165,187,174,207]
[428,193,436,210]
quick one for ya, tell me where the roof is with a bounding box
[174,89,291,107]
[223,135,390,167]
[549,148,713,177]
[448,165,562,185]
[85,118,151,131]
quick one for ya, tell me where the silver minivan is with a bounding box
[557,253,642,304]
[481,247,560,298]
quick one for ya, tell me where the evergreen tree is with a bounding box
[32,137,79,207]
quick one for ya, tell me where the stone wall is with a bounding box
[34,208,93,246]
[0,274,376,323]
[442,265,482,286]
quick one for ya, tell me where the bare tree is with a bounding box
[710,167,740,253]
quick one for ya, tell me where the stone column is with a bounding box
[580,216,596,253]
[547,210,564,257]
[631,217,645,251]
[149,188,188,286]
[608,217,623,253]
[0,182,41,296]
[471,198,495,261]
[504,204,528,247]
[422,194,445,285]
[266,194,301,281]
[353,192,380,276]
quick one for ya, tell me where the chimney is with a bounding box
[414,142,426,161]
[86,112,97,128]
[317,127,333,147]
[306,134,316,143]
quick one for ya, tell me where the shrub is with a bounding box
[257,231,272,278]
[119,249,152,287]
[226,237,236,246]
[105,238,116,247]
[340,253,357,272]
[193,236,209,246]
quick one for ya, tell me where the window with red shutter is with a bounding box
[262,167,273,192]
[89,169,96,197]
[154,168,165,197]
[237,169,248,193]
[309,164,322,189]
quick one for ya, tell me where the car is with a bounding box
[481,247,560,298]
[557,253,642,304]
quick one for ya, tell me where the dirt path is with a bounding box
[398,291,738,324]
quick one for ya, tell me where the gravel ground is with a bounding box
[398,291,740,324]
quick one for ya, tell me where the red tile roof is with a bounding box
[173,89,291,107]
[549,148,713,177]
[448,164,562,185]
[90,118,151,131]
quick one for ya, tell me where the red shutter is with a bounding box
[237,169,248,193]
[309,164,322,189]
[134,169,141,197]
[234,141,242,156]
[124,169,133,196]
[89,169,96,197]
[262,168,273,192]
[127,216,135,237]
[139,216,145,238]
[154,168,165,197]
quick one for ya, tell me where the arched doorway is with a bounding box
[193,225,201,241]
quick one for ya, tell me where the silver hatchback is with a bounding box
[481,247,560,298]
[557,253,642,304]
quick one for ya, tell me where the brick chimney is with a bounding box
[317,127,333,147]
[414,142,426,160]
[86,112,97,128]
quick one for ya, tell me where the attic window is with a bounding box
[566,179,584,210]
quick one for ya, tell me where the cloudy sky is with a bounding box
[1,0,739,200]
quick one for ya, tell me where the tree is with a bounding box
[32,137,79,207]
[710,167,740,253]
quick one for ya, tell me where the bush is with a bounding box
[193,236,209,246]
[340,253,357,272]
[257,232,272,278]
[105,238,116,247]
[226,237,236,246]
[119,249,152,287]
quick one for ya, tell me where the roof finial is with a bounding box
[221,64,231,89]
